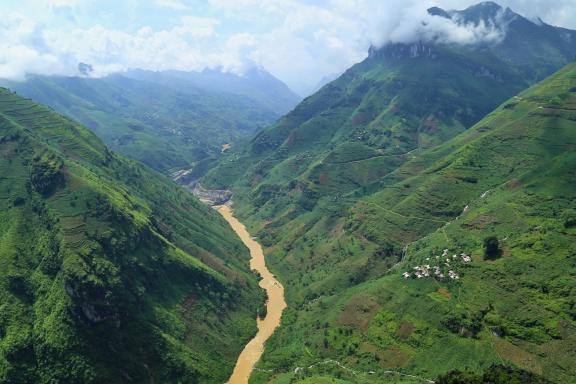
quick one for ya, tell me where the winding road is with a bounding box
[217,205,287,384]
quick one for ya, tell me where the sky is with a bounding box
[1,0,576,95]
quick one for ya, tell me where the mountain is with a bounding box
[1,69,297,176]
[0,87,261,383]
[306,72,342,96]
[250,59,576,384]
[430,2,576,80]
[204,2,576,193]
[199,2,576,382]
[123,67,301,116]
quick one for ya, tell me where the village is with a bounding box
[402,248,472,281]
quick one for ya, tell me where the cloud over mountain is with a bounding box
[1,0,575,93]
[370,2,507,47]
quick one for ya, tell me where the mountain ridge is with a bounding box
[122,66,300,116]
[1,70,295,175]
[248,60,576,384]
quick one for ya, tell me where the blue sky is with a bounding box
[2,0,576,95]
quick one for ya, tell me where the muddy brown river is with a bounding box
[217,205,287,384]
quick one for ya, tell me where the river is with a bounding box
[217,205,287,384]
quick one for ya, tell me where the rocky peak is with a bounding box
[454,2,519,26]
[465,1,503,13]
[428,2,520,28]
[427,6,451,19]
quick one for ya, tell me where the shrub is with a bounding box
[442,311,483,338]
[437,364,552,383]
[257,305,267,320]
[484,236,501,260]
[562,209,576,228]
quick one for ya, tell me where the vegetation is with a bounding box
[3,71,297,175]
[483,236,501,260]
[0,88,262,383]
[437,365,552,384]
[239,62,576,383]
[199,19,576,380]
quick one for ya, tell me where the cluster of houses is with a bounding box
[402,248,471,281]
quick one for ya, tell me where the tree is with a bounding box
[483,236,501,260]
[562,209,576,228]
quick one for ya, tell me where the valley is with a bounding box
[0,1,575,383]
[1,69,300,177]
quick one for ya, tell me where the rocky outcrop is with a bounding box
[190,184,232,205]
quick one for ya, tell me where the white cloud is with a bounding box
[154,0,190,11]
[47,0,79,8]
[379,3,505,46]
[0,0,575,94]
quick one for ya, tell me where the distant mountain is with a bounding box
[202,2,576,382]
[2,69,298,176]
[0,88,260,383]
[123,67,301,116]
[426,2,576,80]
[307,72,341,95]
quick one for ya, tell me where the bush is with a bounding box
[483,236,501,260]
[442,311,483,338]
[437,364,552,383]
[13,196,25,206]
[562,209,576,228]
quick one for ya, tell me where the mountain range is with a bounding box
[0,1,575,383]
[1,68,299,177]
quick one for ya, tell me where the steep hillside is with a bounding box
[0,88,261,383]
[204,2,576,198]
[200,6,576,381]
[2,72,288,175]
[247,62,576,383]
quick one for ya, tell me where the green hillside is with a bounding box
[204,3,576,199]
[242,62,576,383]
[0,88,261,383]
[3,73,287,175]
[199,6,576,382]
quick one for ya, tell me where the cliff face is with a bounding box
[368,42,438,60]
